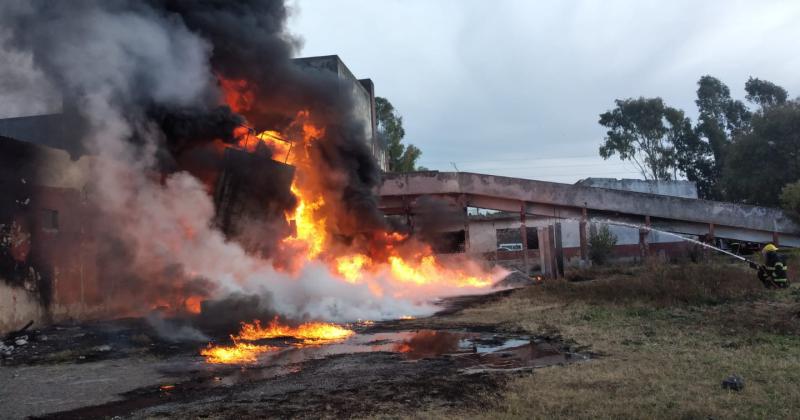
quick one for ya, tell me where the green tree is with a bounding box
[780,180,800,223]
[745,77,788,108]
[599,97,682,180]
[694,75,751,198]
[598,75,790,202]
[722,100,800,206]
[375,97,422,172]
[598,97,716,196]
[668,107,716,198]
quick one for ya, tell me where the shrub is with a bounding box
[539,262,762,307]
[780,180,800,223]
[589,225,618,265]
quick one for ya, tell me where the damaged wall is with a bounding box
[292,55,386,171]
[0,136,100,332]
[0,281,45,332]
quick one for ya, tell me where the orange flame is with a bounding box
[388,255,493,288]
[283,183,327,259]
[219,77,254,113]
[200,341,276,364]
[335,254,370,283]
[235,317,354,344]
[200,318,354,364]
[217,78,499,304]
[184,296,203,314]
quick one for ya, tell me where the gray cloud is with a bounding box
[290,0,800,181]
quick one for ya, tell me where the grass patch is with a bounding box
[420,261,800,419]
[551,262,762,306]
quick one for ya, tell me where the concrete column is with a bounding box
[460,194,470,253]
[579,207,589,264]
[554,222,564,278]
[546,225,558,278]
[519,203,529,275]
[403,196,413,232]
[703,223,716,259]
[538,227,552,277]
[639,215,651,259]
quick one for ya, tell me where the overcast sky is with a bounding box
[289,0,800,183]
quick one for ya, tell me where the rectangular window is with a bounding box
[496,227,539,250]
[40,209,59,232]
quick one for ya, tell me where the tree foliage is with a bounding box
[375,96,422,172]
[598,75,795,204]
[598,98,676,180]
[745,77,788,108]
[723,100,800,206]
[670,109,715,197]
[780,180,800,223]
[598,97,704,182]
[693,75,751,198]
[589,225,618,266]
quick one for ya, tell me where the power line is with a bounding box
[452,162,633,170]
[421,154,601,164]
[424,163,641,173]
[538,172,641,178]
[455,169,643,178]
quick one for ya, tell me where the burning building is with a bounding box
[0,1,501,333]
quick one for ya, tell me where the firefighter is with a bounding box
[758,243,789,288]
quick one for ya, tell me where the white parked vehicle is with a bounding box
[497,243,523,251]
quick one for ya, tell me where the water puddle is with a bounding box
[37,329,586,419]
[194,329,584,375]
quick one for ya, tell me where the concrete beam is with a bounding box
[380,171,800,242]
[647,220,800,247]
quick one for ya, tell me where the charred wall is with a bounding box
[0,136,99,331]
[0,102,88,158]
[213,147,295,256]
[292,55,386,171]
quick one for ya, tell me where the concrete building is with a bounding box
[0,135,99,331]
[0,102,86,158]
[379,171,800,275]
[575,178,698,199]
[293,55,387,171]
[0,55,385,332]
[466,211,693,273]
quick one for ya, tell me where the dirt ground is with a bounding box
[2,261,799,419]
[418,262,800,419]
[0,290,565,420]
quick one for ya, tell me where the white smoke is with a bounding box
[96,168,441,321]
[0,30,61,118]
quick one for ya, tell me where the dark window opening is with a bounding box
[40,209,59,232]
[496,227,539,250]
[525,227,539,249]
[429,230,465,254]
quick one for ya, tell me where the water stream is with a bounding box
[592,219,753,262]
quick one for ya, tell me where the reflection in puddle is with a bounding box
[394,330,461,359]
[146,329,590,399]
[197,329,582,374]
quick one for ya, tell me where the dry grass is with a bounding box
[417,262,800,419]
[549,261,764,306]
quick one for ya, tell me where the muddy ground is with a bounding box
[0,289,581,419]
